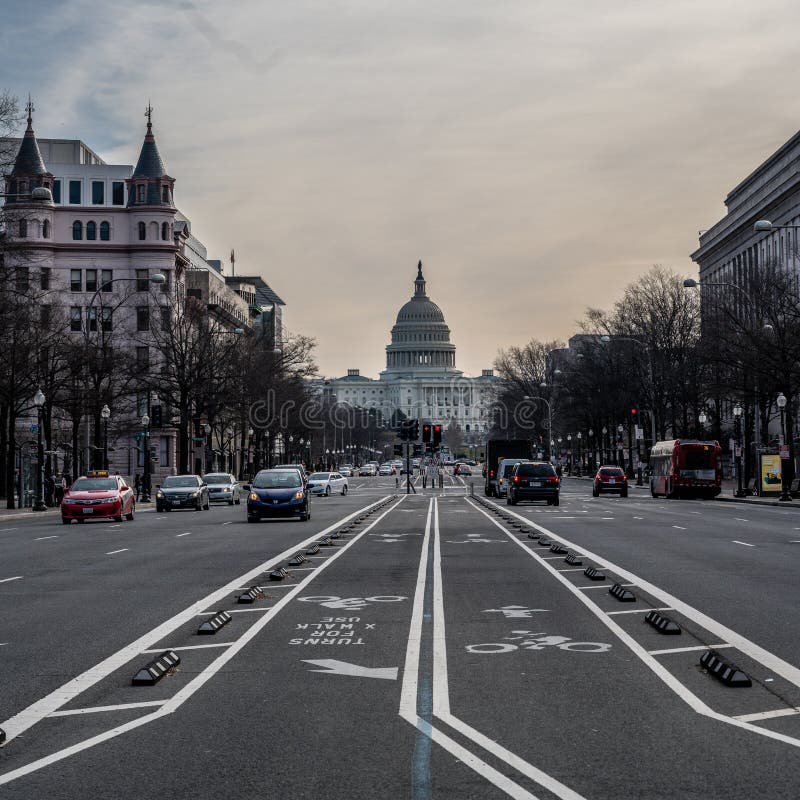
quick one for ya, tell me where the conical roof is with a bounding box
[133,119,167,177]
[12,103,47,177]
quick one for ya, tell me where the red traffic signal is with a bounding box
[630,408,637,416]
[422,423,432,443]
[433,424,442,446]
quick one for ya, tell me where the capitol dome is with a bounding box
[381,261,460,378]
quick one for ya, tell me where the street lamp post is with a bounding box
[101,404,111,471]
[203,423,211,473]
[777,392,792,502]
[33,388,47,511]
[576,431,582,474]
[141,413,151,502]
[526,393,553,462]
[601,426,608,465]
[698,410,707,436]
[617,424,624,468]
[288,435,294,462]
[567,434,573,475]
[588,428,594,472]
[733,403,745,497]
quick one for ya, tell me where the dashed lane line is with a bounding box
[105,549,128,555]
[176,532,192,537]
[732,540,755,547]
[34,536,58,541]
[672,526,687,530]
[48,702,165,719]
[648,644,732,656]
[735,708,800,723]
[0,576,23,584]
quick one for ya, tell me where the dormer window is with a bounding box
[136,184,145,203]
[161,185,169,203]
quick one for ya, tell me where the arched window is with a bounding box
[18,218,27,237]
[86,221,97,241]
[99,221,110,241]
[138,221,146,240]
[161,221,169,241]
[42,219,50,238]
[72,220,83,240]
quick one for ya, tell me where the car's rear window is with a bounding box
[599,468,624,476]
[309,473,330,481]
[516,464,556,477]
[501,462,523,477]
[202,474,231,484]
[163,476,199,488]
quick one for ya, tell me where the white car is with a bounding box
[340,467,353,477]
[378,463,395,476]
[307,472,349,496]
[359,464,377,476]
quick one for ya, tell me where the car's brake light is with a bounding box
[546,476,559,484]
[489,470,495,478]
[513,476,520,483]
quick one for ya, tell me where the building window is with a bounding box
[86,221,97,241]
[52,180,61,204]
[40,267,51,290]
[160,306,171,332]
[70,269,82,292]
[85,269,97,292]
[161,221,169,241]
[42,219,50,238]
[40,305,51,327]
[111,181,124,205]
[161,270,171,293]
[72,220,82,240]
[18,218,27,237]
[91,181,104,205]
[159,436,172,467]
[138,221,146,240]
[87,306,98,332]
[137,346,149,368]
[68,180,81,204]
[15,266,29,292]
[137,185,145,203]
[161,186,169,204]
[136,269,149,292]
[100,269,113,292]
[137,306,150,332]
[101,307,112,332]
[70,307,82,331]
[99,221,110,241]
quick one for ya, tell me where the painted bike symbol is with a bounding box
[298,595,407,609]
[466,630,611,654]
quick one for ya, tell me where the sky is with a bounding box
[4,0,800,379]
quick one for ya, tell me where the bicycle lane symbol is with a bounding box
[298,595,408,610]
[466,630,612,654]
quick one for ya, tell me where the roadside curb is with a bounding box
[0,510,60,521]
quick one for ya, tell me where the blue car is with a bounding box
[246,469,310,522]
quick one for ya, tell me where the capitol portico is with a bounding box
[317,262,497,437]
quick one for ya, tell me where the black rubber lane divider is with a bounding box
[583,567,605,581]
[550,542,568,554]
[565,552,583,566]
[609,583,636,602]
[305,544,321,555]
[319,537,335,547]
[237,586,264,604]
[132,650,180,686]
[538,537,552,547]
[700,651,752,687]
[644,610,681,635]
[287,553,308,566]
[197,610,232,635]
[527,531,540,539]
[0,728,5,746]
[270,567,289,581]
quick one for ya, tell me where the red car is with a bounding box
[592,466,628,497]
[61,471,136,524]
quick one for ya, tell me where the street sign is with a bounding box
[734,446,742,457]
[635,426,643,440]
[29,424,38,434]
[191,436,206,442]
[779,444,790,459]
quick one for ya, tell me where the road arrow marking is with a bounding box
[302,658,398,680]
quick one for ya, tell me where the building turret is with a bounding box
[4,97,53,204]
[126,104,175,208]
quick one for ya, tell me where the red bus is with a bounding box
[649,439,722,498]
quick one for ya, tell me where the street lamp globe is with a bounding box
[777,392,787,409]
[577,432,582,440]
[539,382,547,389]
[617,424,623,434]
[289,435,294,443]
[698,411,707,424]
[567,434,572,442]
[101,404,111,420]
[754,220,774,232]
[149,273,166,285]
[203,423,211,434]
[588,429,593,437]
[733,404,743,418]
[33,388,45,407]
[141,414,150,427]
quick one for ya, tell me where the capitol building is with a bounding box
[317,262,497,436]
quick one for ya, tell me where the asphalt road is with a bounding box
[1,475,799,798]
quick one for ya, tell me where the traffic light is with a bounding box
[394,444,403,457]
[422,423,432,443]
[398,422,408,441]
[433,424,442,446]
[630,407,638,418]
[151,405,162,428]
[410,419,419,440]
[413,443,423,457]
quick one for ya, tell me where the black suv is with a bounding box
[507,461,560,506]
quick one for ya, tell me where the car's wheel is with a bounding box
[156,503,163,513]
[509,494,518,506]
[341,485,348,496]
[552,495,560,506]
[621,490,628,498]
[228,498,235,506]
[113,513,123,522]
[325,486,331,497]
[77,518,85,523]
[61,518,71,525]
[247,515,259,523]
[592,488,599,497]
[125,506,134,521]
[195,501,202,511]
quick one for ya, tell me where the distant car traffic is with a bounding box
[359,464,377,476]
[507,461,560,506]
[454,464,472,476]
[156,475,210,512]
[202,472,241,505]
[307,471,349,496]
[593,466,628,497]
[495,457,529,498]
[339,467,353,477]
[378,463,395,476]
[273,464,308,482]
[246,469,310,522]
[61,471,135,524]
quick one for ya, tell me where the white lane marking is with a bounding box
[0,528,18,532]
[732,540,755,547]
[600,517,614,520]
[734,518,749,522]
[222,521,233,526]
[648,644,732,655]
[476,499,800,750]
[672,526,687,530]
[196,608,273,615]
[304,659,398,680]
[542,555,568,560]
[558,568,586,572]
[0,496,396,749]
[633,516,644,520]
[0,576,23,584]
[430,501,587,799]
[176,532,192,537]
[607,607,675,616]
[105,549,128,555]
[34,536,58,541]
[48,701,166,718]
[735,708,800,723]
[108,525,121,529]
[142,642,235,653]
